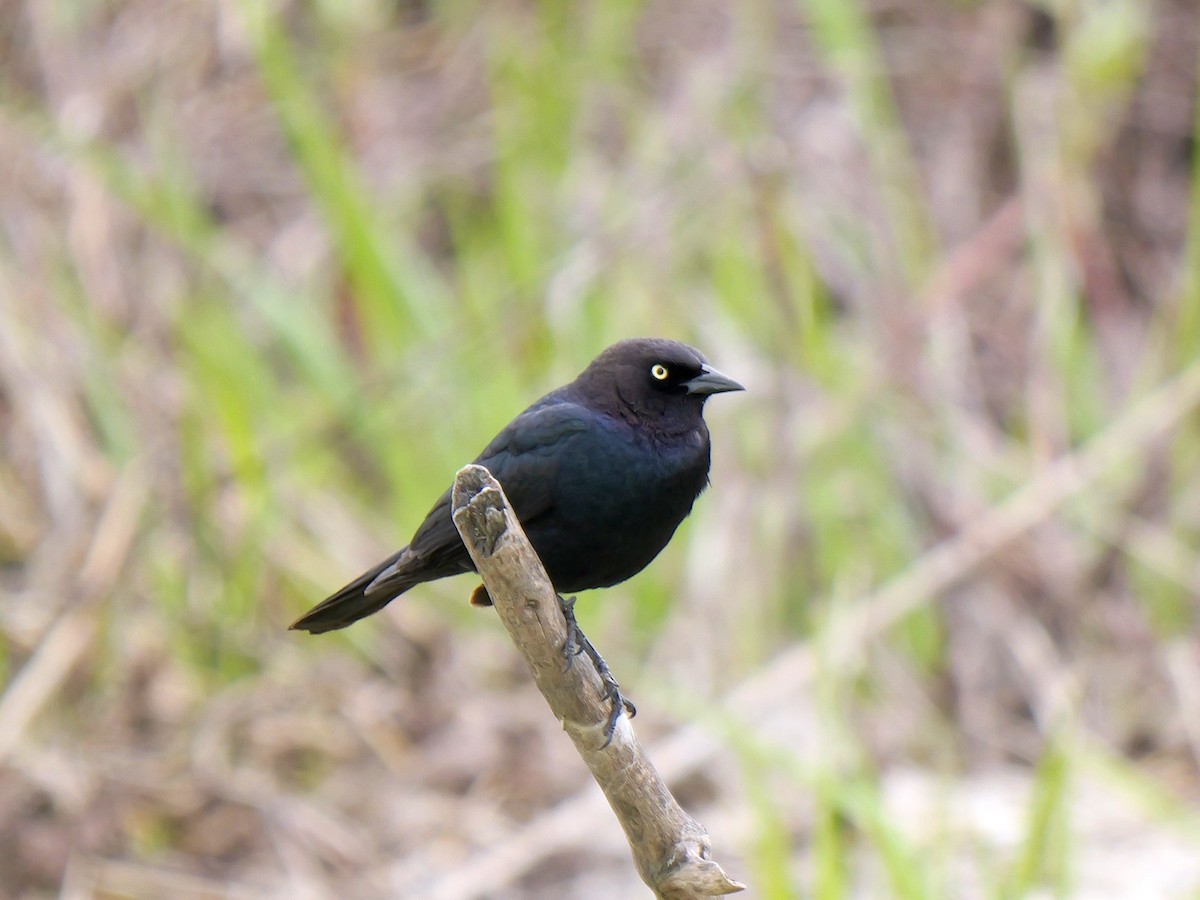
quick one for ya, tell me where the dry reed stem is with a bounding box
[447,464,744,900]
[0,464,148,765]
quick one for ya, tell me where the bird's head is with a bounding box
[575,338,744,427]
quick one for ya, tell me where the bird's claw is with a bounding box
[558,595,636,746]
[600,679,638,744]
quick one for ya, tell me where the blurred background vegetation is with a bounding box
[1,0,1199,896]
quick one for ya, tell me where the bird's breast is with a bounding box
[526,420,711,591]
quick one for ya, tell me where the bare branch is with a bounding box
[450,464,744,900]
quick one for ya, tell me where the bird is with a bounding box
[291,338,743,635]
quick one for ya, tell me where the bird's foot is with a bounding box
[558,595,637,746]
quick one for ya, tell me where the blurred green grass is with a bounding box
[1,0,1199,896]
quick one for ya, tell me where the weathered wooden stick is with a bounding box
[451,464,744,899]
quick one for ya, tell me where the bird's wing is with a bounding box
[369,400,592,592]
[473,398,593,519]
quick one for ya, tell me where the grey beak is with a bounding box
[684,364,745,396]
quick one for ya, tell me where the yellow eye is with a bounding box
[651,364,669,381]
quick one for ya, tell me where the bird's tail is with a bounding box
[290,549,415,634]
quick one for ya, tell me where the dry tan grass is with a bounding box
[1,0,1199,897]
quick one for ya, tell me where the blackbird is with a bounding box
[292,338,742,734]
[291,338,743,636]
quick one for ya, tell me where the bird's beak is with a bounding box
[684,364,745,395]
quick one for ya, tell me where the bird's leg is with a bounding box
[558,595,637,743]
[559,594,587,662]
